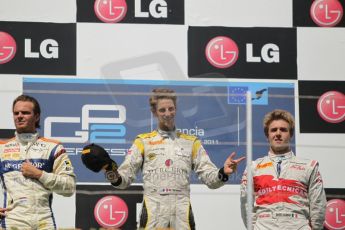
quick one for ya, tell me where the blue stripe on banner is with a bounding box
[23,78,294,88]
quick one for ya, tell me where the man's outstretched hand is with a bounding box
[224,152,245,175]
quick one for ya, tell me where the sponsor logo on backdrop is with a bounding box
[298,80,345,133]
[293,0,345,27]
[94,0,128,23]
[76,185,142,229]
[317,91,345,123]
[188,27,296,79]
[24,38,59,59]
[134,0,168,19]
[0,22,76,75]
[0,32,17,64]
[310,0,343,27]
[77,0,184,24]
[205,36,239,68]
[44,104,126,144]
[94,196,129,228]
[324,199,345,230]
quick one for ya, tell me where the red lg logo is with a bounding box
[94,195,129,228]
[94,0,127,23]
[317,91,345,123]
[205,36,239,69]
[0,31,17,64]
[310,0,343,27]
[324,199,345,230]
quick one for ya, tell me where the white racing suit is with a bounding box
[0,132,76,230]
[112,129,228,230]
[240,151,326,230]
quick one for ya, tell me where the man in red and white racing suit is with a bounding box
[240,110,326,230]
[106,88,245,229]
[0,95,76,229]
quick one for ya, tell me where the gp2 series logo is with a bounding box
[44,104,126,144]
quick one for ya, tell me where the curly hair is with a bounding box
[149,88,177,113]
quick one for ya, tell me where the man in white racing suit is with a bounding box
[105,88,245,229]
[0,95,76,229]
[240,109,326,230]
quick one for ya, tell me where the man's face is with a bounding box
[267,119,291,154]
[154,98,176,131]
[13,101,39,133]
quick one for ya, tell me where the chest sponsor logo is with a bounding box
[148,152,156,160]
[254,175,308,205]
[256,162,273,169]
[165,159,173,167]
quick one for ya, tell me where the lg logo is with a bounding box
[324,199,345,230]
[317,91,345,123]
[94,0,127,23]
[25,39,59,59]
[0,31,59,64]
[44,104,127,144]
[310,0,343,27]
[135,0,168,18]
[94,0,168,23]
[205,36,279,69]
[0,31,17,64]
[94,196,128,228]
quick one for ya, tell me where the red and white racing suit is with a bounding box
[240,151,326,230]
[0,132,76,230]
[112,129,228,230]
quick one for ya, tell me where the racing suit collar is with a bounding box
[15,131,39,145]
[157,128,177,140]
[268,150,294,162]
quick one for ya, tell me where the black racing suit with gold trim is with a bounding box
[0,132,76,230]
[112,129,228,230]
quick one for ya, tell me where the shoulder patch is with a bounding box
[137,130,158,139]
[0,137,15,144]
[39,137,60,144]
[310,160,318,167]
[178,132,197,141]
[256,162,273,169]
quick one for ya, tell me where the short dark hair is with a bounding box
[12,95,41,129]
[149,88,177,113]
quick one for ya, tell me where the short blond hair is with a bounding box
[263,109,295,137]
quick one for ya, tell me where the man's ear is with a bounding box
[152,110,158,117]
[35,113,40,123]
